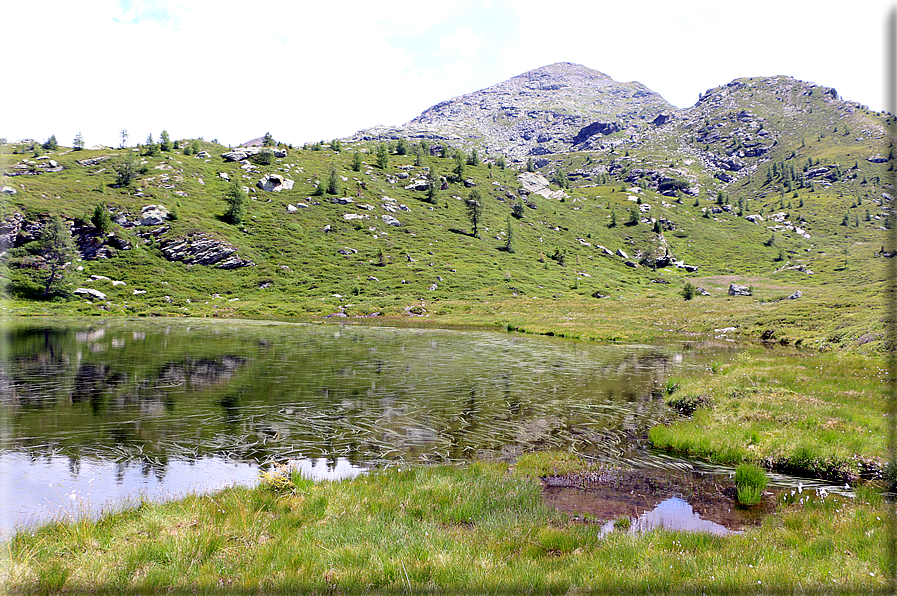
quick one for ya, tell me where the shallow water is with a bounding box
[0,317,829,536]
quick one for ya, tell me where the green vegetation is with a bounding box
[734,464,768,506]
[4,462,887,593]
[649,349,886,481]
[222,180,248,225]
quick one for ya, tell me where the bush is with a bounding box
[735,464,768,506]
[682,282,695,301]
[255,148,274,165]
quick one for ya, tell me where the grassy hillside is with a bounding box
[0,121,890,351]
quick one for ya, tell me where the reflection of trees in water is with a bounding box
[4,321,732,473]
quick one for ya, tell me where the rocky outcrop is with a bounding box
[74,288,107,300]
[76,155,112,167]
[0,213,25,253]
[728,283,752,296]
[257,174,294,192]
[139,205,169,226]
[222,147,287,162]
[517,172,567,199]
[159,233,255,269]
[572,121,621,145]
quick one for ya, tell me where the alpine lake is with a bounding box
[0,317,846,540]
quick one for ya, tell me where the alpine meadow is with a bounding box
[1,62,894,594]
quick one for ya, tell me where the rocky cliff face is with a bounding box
[350,62,672,159]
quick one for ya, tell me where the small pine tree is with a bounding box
[608,208,617,228]
[262,132,275,147]
[91,204,113,234]
[454,151,466,181]
[43,134,58,151]
[466,189,483,238]
[160,130,172,152]
[496,155,506,169]
[327,166,341,195]
[467,148,479,166]
[73,132,84,151]
[39,215,75,298]
[511,202,524,219]
[395,139,409,155]
[426,170,438,204]
[351,151,362,172]
[331,139,342,152]
[144,134,160,157]
[376,143,389,169]
[504,216,515,253]
[682,282,695,301]
[526,157,535,172]
[223,181,248,225]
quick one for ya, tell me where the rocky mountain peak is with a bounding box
[350,62,672,159]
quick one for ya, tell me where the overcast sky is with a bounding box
[4,0,895,149]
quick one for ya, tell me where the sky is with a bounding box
[3,0,895,149]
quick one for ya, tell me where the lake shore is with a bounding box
[1,312,889,593]
[3,459,887,594]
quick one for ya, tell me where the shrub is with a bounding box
[255,148,274,165]
[682,282,695,301]
[734,464,768,506]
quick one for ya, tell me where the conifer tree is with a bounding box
[39,215,75,297]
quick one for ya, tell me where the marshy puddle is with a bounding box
[543,466,774,535]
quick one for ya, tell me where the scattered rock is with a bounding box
[138,205,169,226]
[76,155,112,167]
[382,214,401,227]
[728,283,752,296]
[257,174,294,192]
[1,186,17,195]
[786,290,802,300]
[331,197,354,205]
[158,233,255,268]
[615,248,629,259]
[337,248,357,255]
[287,204,297,212]
[323,224,332,233]
[74,288,107,300]
[696,287,710,296]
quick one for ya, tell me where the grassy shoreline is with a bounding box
[1,309,889,593]
[3,460,888,594]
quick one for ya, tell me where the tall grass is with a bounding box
[734,464,768,506]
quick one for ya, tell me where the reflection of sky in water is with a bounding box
[0,453,365,537]
[633,496,734,535]
[597,496,737,537]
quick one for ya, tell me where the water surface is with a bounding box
[1,317,735,534]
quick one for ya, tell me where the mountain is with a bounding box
[0,63,893,351]
[350,62,672,158]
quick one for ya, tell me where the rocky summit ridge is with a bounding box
[350,62,884,176]
[350,62,672,159]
